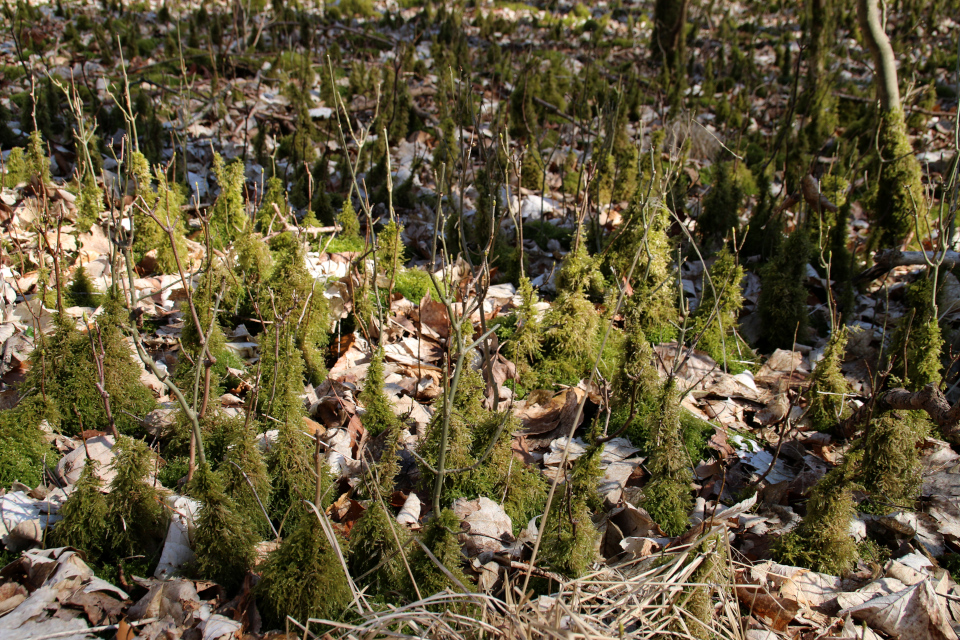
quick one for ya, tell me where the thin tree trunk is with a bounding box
[857,0,900,112]
[652,0,690,71]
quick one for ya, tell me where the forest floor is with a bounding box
[2,1,960,639]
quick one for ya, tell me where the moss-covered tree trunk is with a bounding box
[857,0,927,249]
[802,0,837,148]
[652,0,690,74]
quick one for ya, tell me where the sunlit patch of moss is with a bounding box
[699,159,752,243]
[209,152,248,249]
[256,175,287,232]
[773,451,860,575]
[887,277,943,391]
[860,411,929,513]
[806,326,851,431]
[26,129,51,184]
[359,348,400,437]
[393,267,445,303]
[256,515,352,628]
[264,232,330,385]
[690,247,755,373]
[640,379,693,536]
[130,152,189,274]
[0,397,58,488]
[66,264,101,308]
[338,196,361,243]
[25,295,156,436]
[220,419,272,537]
[869,109,927,250]
[74,172,103,233]
[187,463,258,591]
[505,276,544,379]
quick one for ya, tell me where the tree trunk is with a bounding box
[856,0,900,112]
[652,0,690,71]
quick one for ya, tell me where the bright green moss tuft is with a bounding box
[405,508,474,597]
[773,452,860,575]
[66,264,100,308]
[256,515,352,627]
[806,326,851,431]
[105,437,167,561]
[887,277,943,391]
[359,348,400,437]
[869,109,927,250]
[640,379,693,536]
[690,247,755,373]
[209,153,248,249]
[50,461,108,561]
[860,411,929,512]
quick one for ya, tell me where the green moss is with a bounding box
[220,420,272,537]
[757,227,811,350]
[359,348,400,436]
[860,411,928,512]
[337,196,361,243]
[187,463,258,591]
[74,172,103,233]
[25,297,156,436]
[887,277,943,390]
[393,267,444,303]
[699,160,750,243]
[49,461,108,561]
[209,153,248,249]
[4,147,28,187]
[348,422,406,596]
[521,144,545,190]
[773,452,860,575]
[806,326,851,431]
[690,247,755,373]
[538,477,599,578]
[870,109,927,250]
[256,176,287,232]
[266,232,330,385]
[66,265,100,308]
[405,508,474,597]
[130,152,189,274]
[505,276,544,379]
[0,398,57,488]
[256,515,352,627]
[105,437,167,561]
[640,379,693,536]
[26,129,51,184]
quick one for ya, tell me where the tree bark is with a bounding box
[652,0,690,71]
[857,249,960,282]
[841,383,960,441]
[856,0,900,112]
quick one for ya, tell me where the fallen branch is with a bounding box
[856,248,960,282]
[841,383,960,439]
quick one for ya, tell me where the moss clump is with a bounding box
[25,296,156,436]
[393,267,444,304]
[539,234,604,384]
[75,172,103,233]
[337,196,361,244]
[504,276,544,379]
[405,508,473,597]
[256,175,287,232]
[757,227,811,350]
[105,437,167,561]
[698,160,753,243]
[26,129,51,184]
[220,421,272,537]
[348,421,407,597]
[129,151,189,274]
[265,232,330,385]
[359,348,400,436]
[640,379,693,536]
[0,398,57,487]
[605,200,676,343]
[887,277,943,391]
[806,326,851,431]
[50,461,108,560]
[869,109,927,250]
[860,411,929,512]
[66,264,100,308]
[521,144,545,190]
[187,463,258,591]
[256,515,352,627]
[209,153,248,249]
[267,417,323,527]
[690,247,754,373]
[773,452,860,575]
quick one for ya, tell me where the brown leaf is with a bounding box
[735,585,799,632]
[418,293,450,339]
